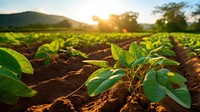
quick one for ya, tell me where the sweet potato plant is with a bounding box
[84,41,191,109]
[35,39,87,65]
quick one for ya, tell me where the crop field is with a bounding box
[0,32,200,112]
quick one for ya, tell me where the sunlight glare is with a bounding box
[80,0,121,24]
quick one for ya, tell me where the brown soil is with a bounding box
[170,37,200,112]
[0,36,200,112]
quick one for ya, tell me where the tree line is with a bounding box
[94,2,200,32]
[0,19,72,32]
[24,19,71,29]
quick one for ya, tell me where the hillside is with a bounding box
[0,11,91,28]
[140,23,155,30]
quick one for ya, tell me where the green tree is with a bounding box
[54,19,71,28]
[93,11,141,32]
[190,3,200,32]
[192,3,200,16]
[118,11,140,32]
[92,16,113,32]
[153,2,188,32]
[26,23,51,28]
[155,19,165,31]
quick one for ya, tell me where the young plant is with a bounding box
[35,39,87,65]
[83,42,191,109]
[140,34,176,56]
[59,47,87,59]
[0,33,20,47]
[172,33,200,56]
[187,41,200,56]
[35,39,65,65]
[0,47,36,105]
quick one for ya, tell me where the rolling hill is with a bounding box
[0,11,91,28]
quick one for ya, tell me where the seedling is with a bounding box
[0,33,20,47]
[140,34,176,56]
[35,39,87,65]
[84,42,191,109]
[35,39,64,65]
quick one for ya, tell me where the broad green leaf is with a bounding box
[0,73,37,105]
[0,92,19,105]
[85,68,110,86]
[167,72,187,88]
[87,69,126,96]
[83,60,109,68]
[129,42,147,59]
[44,56,52,66]
[148,46,164,55]
[0,66,18,80]
[113,60,121,68]
[71,48,88,58]
[158,49,176,56]
[131,57,150,68]
[147,57,163,66]
[187,52,196,56]
[110,43,124,60]
[166,81,174,90]
[143,69,166,102]
[34,52,48,59]
[35,45,50,58]
[165,87,191,109]
[155,58,180,66]
[0,47,33,75]
[49,39,61,53]
[156,68,169,86]
[119,51,135,68]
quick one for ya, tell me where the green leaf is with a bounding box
[129,42,146,59]
[147,57,163,66]
[167,72,187,88]
[158,49,176,56]
[50,39,64,53]
[148,45,164,55]
[119,51,135,68]
[165,87,191,109]
[34,52,48,59]
[87,69,126,96]
[0,73,37,105]
[0,66,19,80]
[44,56,52,66]
[156,58,180,66]
[85,68,110,86]
[0,47,33,75]
[83,60,109,68]
[143,69,166,102]
[35,45,50,59]
[0,92,19,105]
[113,60,121,68]
[187,52,196,56]
[71,48,88,58]
[131,57,150,68]
[110,43,124,60]
[156,68,169,86]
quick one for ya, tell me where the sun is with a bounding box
[88,0,117,20]
[79,0,121,24]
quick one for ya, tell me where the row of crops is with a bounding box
[0,32,149,47]
[0,32,149,105]
[84,33,191,109]
[171,33,200,56]
[0,32,200,110]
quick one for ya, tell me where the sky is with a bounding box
[0,0,199,24]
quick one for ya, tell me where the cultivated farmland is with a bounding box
[0,32,199,112]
